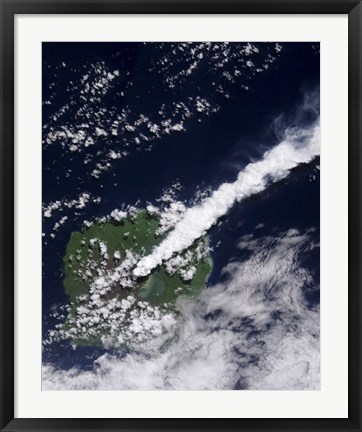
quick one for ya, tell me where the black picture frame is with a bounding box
[1,1,361,431]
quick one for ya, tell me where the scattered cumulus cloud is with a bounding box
[43,228,319,390]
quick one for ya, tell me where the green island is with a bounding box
[60,210,212,348]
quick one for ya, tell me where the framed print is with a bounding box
[0,0,361,431]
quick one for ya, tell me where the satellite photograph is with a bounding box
[42,42,320,390]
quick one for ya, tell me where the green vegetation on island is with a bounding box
[63,211,161,301]
[59,210,212,348]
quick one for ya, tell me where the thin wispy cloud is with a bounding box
[43,228,319,390]
[133,120,320,278]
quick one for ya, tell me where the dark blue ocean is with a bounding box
[42,42,320,372]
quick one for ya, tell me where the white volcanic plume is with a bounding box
[133,121,320,278]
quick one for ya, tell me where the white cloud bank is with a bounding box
[43,228,319,390]
[133,121,320,278]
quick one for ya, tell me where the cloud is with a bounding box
[43,228,320,390]
[133,120,320,278]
